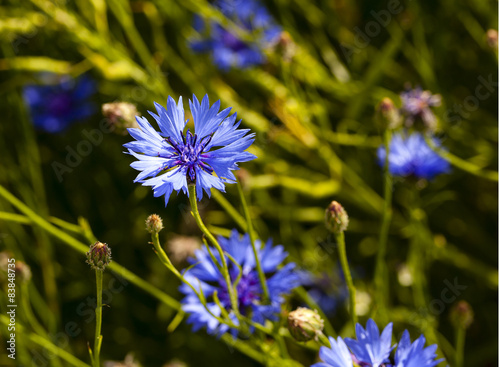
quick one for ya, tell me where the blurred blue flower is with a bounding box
[179,229,300,336]
[400,86,441,130]
[124,95,256,206]
[312,336,353,367]
[312,320,444,367]
[394,330,444,367]
[377,132,450,180]
[298,270,348,315]
[344,319,394,367]
[190,0,282,70]
[23,74,96,133]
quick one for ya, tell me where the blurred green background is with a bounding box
[0,0,497,366]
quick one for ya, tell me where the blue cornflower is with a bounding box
[23,74,96,133]
[311,320,445,367]
[179,229,300,335]
[377,132,450,180]
[312,336,353,367]
[124,95,256,206]
[190,0,282,70]
[400,86,441,130]
[344,319,394,367]
[394,330,444,367]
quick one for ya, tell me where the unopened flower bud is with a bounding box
[102,102,139,135]
[376,97,402,130]
[287,307,324,342]
[325,201,349,234]
[86,242,112,271]
[146,214,163,234]
[450,300,474,329]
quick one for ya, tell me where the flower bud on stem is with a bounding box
[86,242,111,367]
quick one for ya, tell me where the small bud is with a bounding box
[102,102,139,135]
[86,242,112,271]
[450,301,474,329]
[325,201,349,234]
[376,97,402,130]
[486,29,498,49]
[146,214,163,234]
[287,307,324,342]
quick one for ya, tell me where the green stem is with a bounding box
[424,135,498,182]
[236,181,270,303]
[336,232,358,329]
[455,327,466,367]
[0,184,180,311]
[212,190,248,232]
[374,129,393,321]
[93,270,103,367]
[188,184,239,315]
[0,315,90,367]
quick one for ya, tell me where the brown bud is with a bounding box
[325,201,349,234]
[146,214,164,234]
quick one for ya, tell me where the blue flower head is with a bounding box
[394,330,444,367]
[179,229,300,336]
[312,336,353,367]
[124,95,256,206]
[377,132,450,180]
[190,0,282,70]
[344,319,394,367]
[23,74,96,133]
[400,86,441,130]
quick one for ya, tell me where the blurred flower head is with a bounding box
[102,102,139,135]
[450,300,474,329]
[23,73,96,133]
[190,0,282,70]
[377,132,450,180]
[167,235,201,265]
[400,86,441,131]
[179,229,300,336]
[297,270,348,316]
[104,353,141,367]
[124,95,256,206]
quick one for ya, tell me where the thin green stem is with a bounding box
[188,184,239,315]
[336,232,358,329]
[424,135,498,181]
[0,315,90,367]
[0,184,180,311]
[236,181,269,303]
[455,327,466,367]
[374,129,393,321]
[93,270,103,367]
[212,190,248,232]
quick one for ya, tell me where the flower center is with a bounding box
[218,269,261,313]
[48,93,73,117]
[165,130,214,181]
